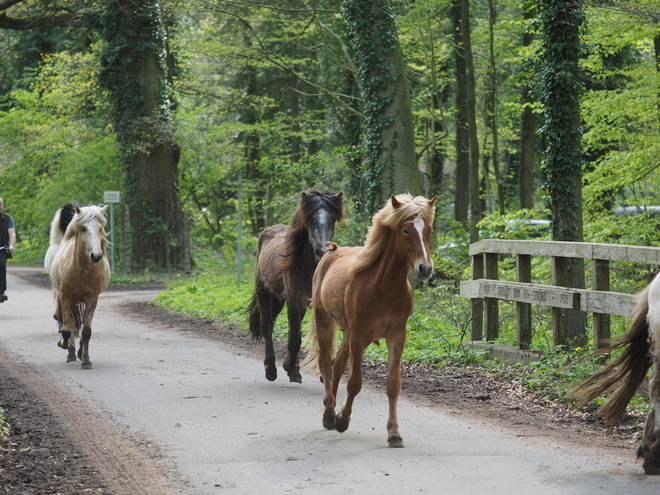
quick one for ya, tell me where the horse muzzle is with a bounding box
[90,253,103,264]
[414,261,433,280]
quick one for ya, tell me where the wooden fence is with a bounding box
[459,239,660,351]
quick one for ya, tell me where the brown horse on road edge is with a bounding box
[302,193,436,447]
[45,203,111,369]
[570,271,660,474]
[247,190,344,382]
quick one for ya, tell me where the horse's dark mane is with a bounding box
[276,190,344,276]
[58,203,77,235]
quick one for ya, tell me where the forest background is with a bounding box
[1,0,660,368]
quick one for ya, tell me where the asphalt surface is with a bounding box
[1,266,660,494]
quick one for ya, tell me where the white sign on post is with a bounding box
[104,191,121,204]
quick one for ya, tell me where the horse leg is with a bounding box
[335,338,365,434]
[259,293,283,381]
[59,298,78,363]
[54,298,71,352]
[78,301,96,369]
[315,311,338,430]
[283,303,306,383]
[384,336,405,448]
[331,336,350,404]
[639,366,660,474]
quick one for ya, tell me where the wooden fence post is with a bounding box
[592,259,611,349]
[485,252,499,340]
[516,254,532,349]
[552,256,569,347]
[471,253,484,341]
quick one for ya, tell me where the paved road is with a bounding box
[1,267,660,494]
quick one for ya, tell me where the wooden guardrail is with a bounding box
[459,240,660,351]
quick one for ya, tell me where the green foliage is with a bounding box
[0,406,9,442]
[0,49,122,258]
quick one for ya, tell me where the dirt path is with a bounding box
[0,266,657,494]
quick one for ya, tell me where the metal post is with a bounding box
[237,173,243,285]
[109,203,115,272]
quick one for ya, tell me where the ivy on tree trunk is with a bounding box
[98,0,187,271]
[538,0,587,347]
[342,0,419,214]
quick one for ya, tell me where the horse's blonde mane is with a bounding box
[63,205,108,242]
[350,194,435,274]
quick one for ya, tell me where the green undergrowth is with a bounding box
[0,407,9,442]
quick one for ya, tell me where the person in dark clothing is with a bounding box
[0,197,16,302]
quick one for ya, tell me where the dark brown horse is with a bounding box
[571,271,660,474]
[302,194,436,447]
[247,190,343,382]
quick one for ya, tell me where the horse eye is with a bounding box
[402,228,409,235]
[81,227,87,232]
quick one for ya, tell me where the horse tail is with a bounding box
[301,313,337,376]
[49,203,77,246]
[247,292,262,341]
[570,284,652,426]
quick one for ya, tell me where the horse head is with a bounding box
[73,205,108,264]
[391,195,437,280]
[302,191,344,262]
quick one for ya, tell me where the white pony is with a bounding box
[45,204,110,369]
[571,271,660,474]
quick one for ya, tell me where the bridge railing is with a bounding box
[459,239,660,352]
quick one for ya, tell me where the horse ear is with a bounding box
[427,196,438,207]
[101,205,109,213]
[391,195,403,209]
[301,191,308,202]
[75,205,81,214]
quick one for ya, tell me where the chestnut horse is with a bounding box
[247,190,344,382]
[45,204,110,369]
[571,271,660,474]
[302,193,436,447]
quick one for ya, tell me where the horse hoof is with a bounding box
[66,355,77,363]
[322,408,336,430]
[81,362,93,370]
[388,435,405,448]
[57,339,67,349]
[288,370,302,383]
[265,367,277,382]
[643,450,660,475]
[335,414,350,433]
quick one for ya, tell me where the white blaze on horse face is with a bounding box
[412,216,433,279]
[309,208,334,261]
[413,217,429,261]
[83,220,104,263]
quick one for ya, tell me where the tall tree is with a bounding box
[0,0,188,271]
[452,0,469,226]
[519,5,537,210]
[343,0,420,213]
[98,0,187,270]
[538,0,587,347]
[461,0,480,242]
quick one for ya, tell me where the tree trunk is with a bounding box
[99,0,186,271]
[520,6,536,210]
[290,41,301,165]
[343,0,420,213]
[539,0,586,348]
[462,0,481,243]
[452,0,469,226]
[486,0,503,216]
